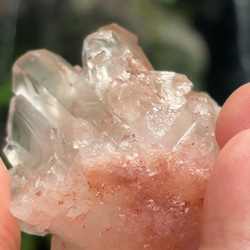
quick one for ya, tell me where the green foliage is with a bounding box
[0,77,12,122]
[158,0,178,4]
[21,233,51,250]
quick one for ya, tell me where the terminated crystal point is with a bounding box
[5,23,220,249]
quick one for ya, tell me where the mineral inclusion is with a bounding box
[5,24,220,249]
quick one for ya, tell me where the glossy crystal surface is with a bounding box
[5,24,220,249]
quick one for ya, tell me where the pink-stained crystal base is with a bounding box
[5,24,220,249]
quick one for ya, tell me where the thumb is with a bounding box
[0,158,20,250]
[199,129,250,249]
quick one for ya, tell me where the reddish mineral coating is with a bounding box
[5,24,220,249]
[18,147,215,249]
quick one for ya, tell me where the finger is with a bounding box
[0,158,21,250]
[199,129,250,249]
[216,82,250,148]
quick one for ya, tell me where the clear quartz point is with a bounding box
[5,23,220,249]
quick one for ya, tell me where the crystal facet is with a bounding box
[5,24,220,249]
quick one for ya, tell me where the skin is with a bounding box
[0,158,20,250]
[1,83,250,249]
[199,82,250,249]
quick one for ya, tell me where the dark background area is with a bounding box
[0,0,250,249]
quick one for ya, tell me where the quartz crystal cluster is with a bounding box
[5,24,220,249]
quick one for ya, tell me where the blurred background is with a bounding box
[0,0,250,249]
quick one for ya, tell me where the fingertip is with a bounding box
[200,129,250,249]
[0,158,21,249]
[0,158,11,205]
[216,83,250,148]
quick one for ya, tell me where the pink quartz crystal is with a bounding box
[5,24,220,249]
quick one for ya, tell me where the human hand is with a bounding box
[0,158,20,250]
[199,83,250,249]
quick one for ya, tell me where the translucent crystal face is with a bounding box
[5,24,220,249]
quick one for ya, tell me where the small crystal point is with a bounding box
[5,24,220,249]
